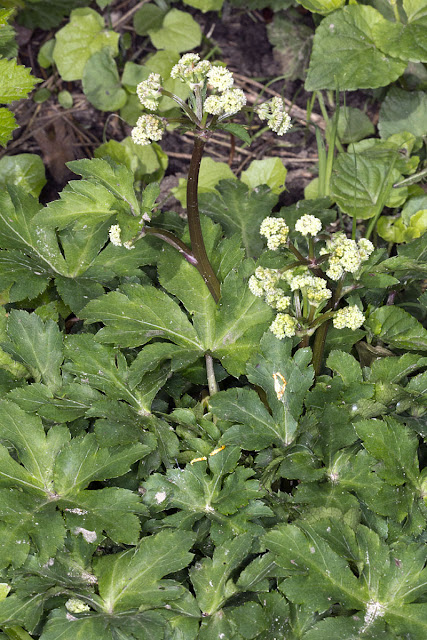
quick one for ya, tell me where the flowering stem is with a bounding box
[187,134,221,303]
[160,88,201,126]
[144,227,198,265]
[311,279,343,376]
[205,354,218,396]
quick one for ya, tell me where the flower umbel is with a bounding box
[270,313,298,339]
[109,224,122,247]
[260,217,289,250]
[321,233,375,280]
[136,73,162,111]
[207,65,234,92]
[256,97,292,136]
[333,305,365,330]
[131,114,165,146]
[295,214,322,237]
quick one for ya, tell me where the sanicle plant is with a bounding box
[0,40,427,639]
[109,53,372,376]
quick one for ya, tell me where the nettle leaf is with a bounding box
[190,534,253,615]
[83,283,202,349]
[331,152,403,219]
[0,57,40,104]
[3,310,63,392]
[305,6,407,91]
[366,306,427,351]
[95,529,195,612]
[0,105,17,146]
[373,0,427,64]
[52,7,120,81]
[199,180,278,259]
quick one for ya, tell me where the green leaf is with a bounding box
[133,4,166,35]
[0,593,44,633]
[355,416,419,485]
[82,283,202,350]
[61,487,147,545]
[172,158,236,209]
[182,0,224,11]
[96,529,195,612]
[331,151,403,219]
[333,106,375,144]
[241,158,287,195]
[209,388,288,450]
[373,0,427,64]
[219,122,251,145]
[4,310,63,392]
[264,523,366,610]
[190,534,252,615]
[0,154,46,197]
[366,305,427,351]
[0,58,40,103]
[95,137,167,182]
[295,0,345,15]
[200,180,277,260]
[148,9,202,53]
[378,87,427,138]
[82,48,127,112]
[0,106,17,147]
[53,433,146,496]
[305,6,407,91]
[52,8,120,81]
[326,350,362,385]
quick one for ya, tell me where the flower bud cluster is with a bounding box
[320,233,374,280]
[295,214,322,237]
[136,73,162,111]
[255,96,292,136]
[270,313,298,339]
[170,53,211,89]
[204,88,246,117]
[248,267,290,311]
[108,225,134,251]
[333,305,365,330]
[289,272,332,306]
[260,217,289,250]
[131,114,165,147]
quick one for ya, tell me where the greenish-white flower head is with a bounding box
[136,73,162,111]
[204,88,246,117]
[264,289,291,311]
[260,217,289,250]
[295,214,322,237]
[65,598,90,614]
[333,305,365,330]
[321,232,374,281]
[109,224,122,247]
[131,114,165,146]
[249,268,290,311]
[256,96,292,136]
[170,53,212,89]
[290,273,331,306]
[207,65,234,92]
[270,313,298,339]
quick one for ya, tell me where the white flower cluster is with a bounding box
[256,96,292,136]
[108,225,134,251]
[131,114,165,146]
[248,267,291,311]
[136,73,162,111]
[295,214,322,237]
[260,217,289,250]
[207,66,234,92]
[170,53,211,89]
[333,305,365,330]
[289,272,332,306]
[270,313,298,339]
[204,88,246,117]
[320,233,374,280]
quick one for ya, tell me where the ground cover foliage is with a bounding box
[0,1,426,639]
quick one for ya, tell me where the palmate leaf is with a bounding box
[366,305,427,351]
[3,310,63,392]
[143,446,269,537]
[190,534,253,615]
[199,180,278,259]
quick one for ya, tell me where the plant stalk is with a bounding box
[205,354,218,396]
[187,135,221,302]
